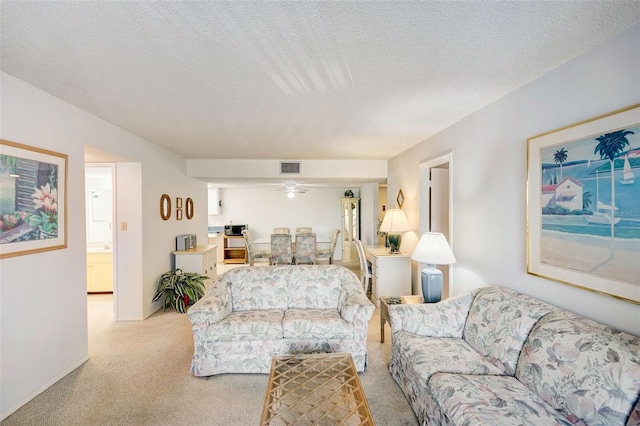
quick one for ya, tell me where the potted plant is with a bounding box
[152,269,209,313]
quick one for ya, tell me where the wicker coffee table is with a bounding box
[260,353,374,425]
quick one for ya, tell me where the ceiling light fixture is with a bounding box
[287,191,295,199]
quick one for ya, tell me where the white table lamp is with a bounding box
[411,232,456,302]
[379,209,410,254]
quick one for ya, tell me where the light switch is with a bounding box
[121,222,127,231]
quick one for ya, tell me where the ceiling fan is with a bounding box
[276,182,309,198]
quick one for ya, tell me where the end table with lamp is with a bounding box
[410,232,457,303]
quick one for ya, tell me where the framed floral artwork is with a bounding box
[0,140,68,258]
[527,105,640,303]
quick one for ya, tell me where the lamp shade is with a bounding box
[411,232,456,265]
[379,209,410,233]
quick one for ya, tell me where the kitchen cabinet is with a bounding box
[87,251,114,293]
[173,245,217,281]
[208,234,224,264]
[208,187,220,215]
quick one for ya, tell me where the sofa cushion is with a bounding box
[206,309,284,341]
[463,286,555,375]
[516,312,640,425]
[393,331,505,385]
[283,309,353,339]
[287,267,343,309]
[429,373,572,425]
[229,267,288,311]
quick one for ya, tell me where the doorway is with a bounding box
[419,152,453,298]
[85,164,115,322]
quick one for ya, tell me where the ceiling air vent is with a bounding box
[280,161,301,174]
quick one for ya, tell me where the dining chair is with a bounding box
[316,228,340,264]
[294,233,316,265]
[242,229,270,266]
[270,233,293,265]
[273,227,290,234]
[295,227,312,234]
[355,239,371,294]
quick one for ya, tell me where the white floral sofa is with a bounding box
[388,286,640,425]
[187,265,375,376]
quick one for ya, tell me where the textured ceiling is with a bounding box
[2,1,640,161]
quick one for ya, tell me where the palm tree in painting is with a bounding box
[593,129,634,239]
[553,147,568,181]
[582,190,593,212]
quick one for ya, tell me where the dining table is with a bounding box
[253,237,331,249]
[252,236,330,265]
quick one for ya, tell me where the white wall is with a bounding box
[0,72,208,419]
[388,24,640,334]
[359,182,379,245]
[209,186,372,260]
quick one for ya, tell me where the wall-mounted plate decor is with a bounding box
[160,194,171,221]
[185,198,194,219]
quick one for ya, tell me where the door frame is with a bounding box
[419,151,454,296]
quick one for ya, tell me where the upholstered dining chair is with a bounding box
[355,239,371,294]
[295,227,312,234]
[270,233,293,265]
[316,228,340,264]
[242,229,270,266]
[294,233,316,265]
[273,227,290,234]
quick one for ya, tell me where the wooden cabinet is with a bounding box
[341,198,360,262]
[87,251,113,293]
[223,235,246,264]
[173,245,217,281]
[363,245,411,305]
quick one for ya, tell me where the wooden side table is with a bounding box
[379,295,423,343]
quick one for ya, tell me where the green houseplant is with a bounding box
[152,269,209,313]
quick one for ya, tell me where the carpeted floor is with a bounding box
[2,266,418,425]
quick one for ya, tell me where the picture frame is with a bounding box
[0,139,68,258]
[527,105,640,304]
[396,189,405,208]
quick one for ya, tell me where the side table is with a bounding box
[379,295,423,343]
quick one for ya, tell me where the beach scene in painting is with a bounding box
[540,125,640,285]
[0,154,59,244]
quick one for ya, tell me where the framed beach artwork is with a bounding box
[527,104,640,304]
[0,140,68,258]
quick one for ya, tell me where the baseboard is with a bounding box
[1,355,89,421]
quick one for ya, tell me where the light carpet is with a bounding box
[2,292,418,425]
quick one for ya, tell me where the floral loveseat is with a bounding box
[388,286,640,425]
[187,265,375,376]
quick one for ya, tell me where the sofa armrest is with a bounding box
[389,289,480,338]
[339,292,375,324]
[187,284,232,329]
